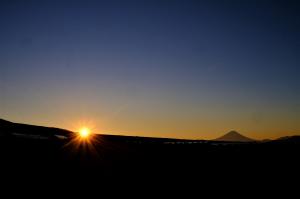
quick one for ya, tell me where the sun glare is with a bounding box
[79,127,91,138]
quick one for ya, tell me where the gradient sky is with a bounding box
[0,0,299,139]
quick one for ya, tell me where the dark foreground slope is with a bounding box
[0,119,299,190]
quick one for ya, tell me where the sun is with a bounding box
[79,127,91,138]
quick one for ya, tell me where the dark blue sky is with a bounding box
[0,0,299,139]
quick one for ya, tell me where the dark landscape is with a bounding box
[1,118,299,186]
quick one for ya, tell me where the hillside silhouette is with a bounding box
[0,118,299,187]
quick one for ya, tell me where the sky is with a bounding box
[0,0,299,139]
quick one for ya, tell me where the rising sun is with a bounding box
[79,127,91,138]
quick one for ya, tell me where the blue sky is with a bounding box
[0,0,299,139]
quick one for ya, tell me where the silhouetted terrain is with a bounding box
[214,130,255,142]
[0,119,299,188]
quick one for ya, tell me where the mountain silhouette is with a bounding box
[214,131,255,142]
[275,135,300,143]
[0,118,73,139]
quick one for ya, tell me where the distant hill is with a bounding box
[0,118,73,139]
[214,131,255,142]
[275,135,300,143]
[276,135,299,140]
